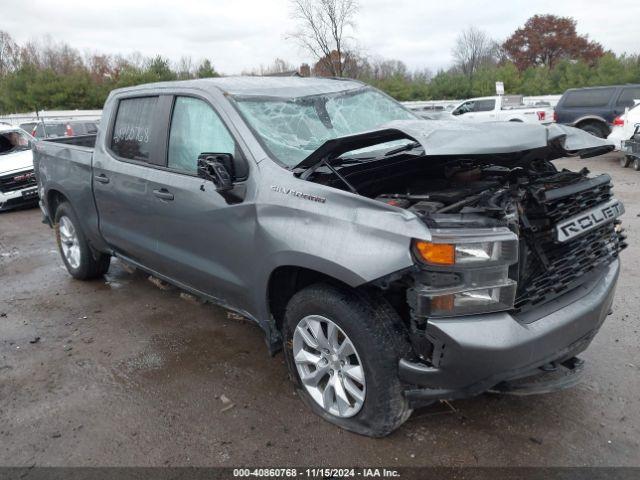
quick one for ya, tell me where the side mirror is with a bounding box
[197,153,233,192]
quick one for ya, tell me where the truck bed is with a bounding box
[34,133,105,251]
[39,134,97,148]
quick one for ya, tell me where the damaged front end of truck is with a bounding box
[293,120,627,404]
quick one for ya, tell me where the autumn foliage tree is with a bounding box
[503,14,604,71]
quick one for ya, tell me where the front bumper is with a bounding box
[0,185,39,211]
[400,259,619,406]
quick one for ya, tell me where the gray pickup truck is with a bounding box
[34,77,626,437]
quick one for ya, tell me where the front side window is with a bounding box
[234,87,416,166]
[168,97,235,174]
[111,97,159,161]
[454,101,474,115]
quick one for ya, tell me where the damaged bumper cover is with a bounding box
[399,259,619,406]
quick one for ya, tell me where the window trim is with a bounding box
[562,88,616,108]
[163,93,249,180]
[106,94,170,167]
[106,91,250,181]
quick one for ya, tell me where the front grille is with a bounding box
[541,177,612,223]
[515,174,625,314]
[514,223,623,312]
[0,170,36,193]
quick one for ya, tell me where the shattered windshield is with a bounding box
[233,87,418,167]
[0,129,32,156]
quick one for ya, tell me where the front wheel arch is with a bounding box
[267,265,354,334]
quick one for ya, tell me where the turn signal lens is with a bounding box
[414,241,455,265]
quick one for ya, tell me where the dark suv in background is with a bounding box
[555,84,640,137]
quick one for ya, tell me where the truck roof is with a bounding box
[113,76,366,99]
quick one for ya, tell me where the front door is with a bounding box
[146,95,255,308]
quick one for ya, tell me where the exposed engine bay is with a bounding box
[305,154,627,315]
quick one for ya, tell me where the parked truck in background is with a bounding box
[555,84,640,138]
[0,125,38,211]
[448,95,554,124]
[33,77,625,436]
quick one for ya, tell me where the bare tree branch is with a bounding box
[289,0,358,76]
[452,26,497,84]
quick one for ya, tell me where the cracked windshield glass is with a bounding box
[234,87,417,166]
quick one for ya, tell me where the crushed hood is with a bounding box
[294,120,615,170]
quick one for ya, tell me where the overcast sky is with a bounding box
[3,0,639,74]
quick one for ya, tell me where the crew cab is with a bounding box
[0,125,38,211]
[449,95,553,124]
[34,78,625,436]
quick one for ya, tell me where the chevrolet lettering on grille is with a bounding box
[555,198,625,243]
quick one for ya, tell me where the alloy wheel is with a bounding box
[59,215,81,269]
[293,315,366,418]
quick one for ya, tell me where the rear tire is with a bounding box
[54,202,110,280]
[579,122,608,138]
[634,158,640,171]
[621,156,631,168]
[283,283,412,437]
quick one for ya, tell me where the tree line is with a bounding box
[1,8,639,114]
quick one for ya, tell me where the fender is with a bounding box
[572,115,609,127]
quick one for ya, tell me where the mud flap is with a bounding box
[488,357,585,396]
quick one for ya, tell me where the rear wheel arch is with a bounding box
[46,189,68,220]
[575,119,609,137]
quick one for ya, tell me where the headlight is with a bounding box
[413,238,518,266]
[412,228,519,317]
[428,283,517,316]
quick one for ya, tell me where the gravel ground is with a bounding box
[0,153,639,467]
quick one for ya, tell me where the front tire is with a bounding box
[54,202,110,280]
[634,158,640,171]
[283,283,412,437]
[621,155,631,168]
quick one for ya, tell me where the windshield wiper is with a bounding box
[384,141,422,156]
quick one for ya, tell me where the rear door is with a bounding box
[93,94,172,267]
[472,99,497,121]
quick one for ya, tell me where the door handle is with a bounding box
[94,174,110,184]
[153,188,174,201]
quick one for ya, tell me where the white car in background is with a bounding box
[448,95,554,124]
[0,125,38,211]
[608,103,640,169]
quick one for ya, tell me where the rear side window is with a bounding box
[616,87,640,108]
[474,99,495,112]
[111,97,159,161]
[562,88,615,108]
